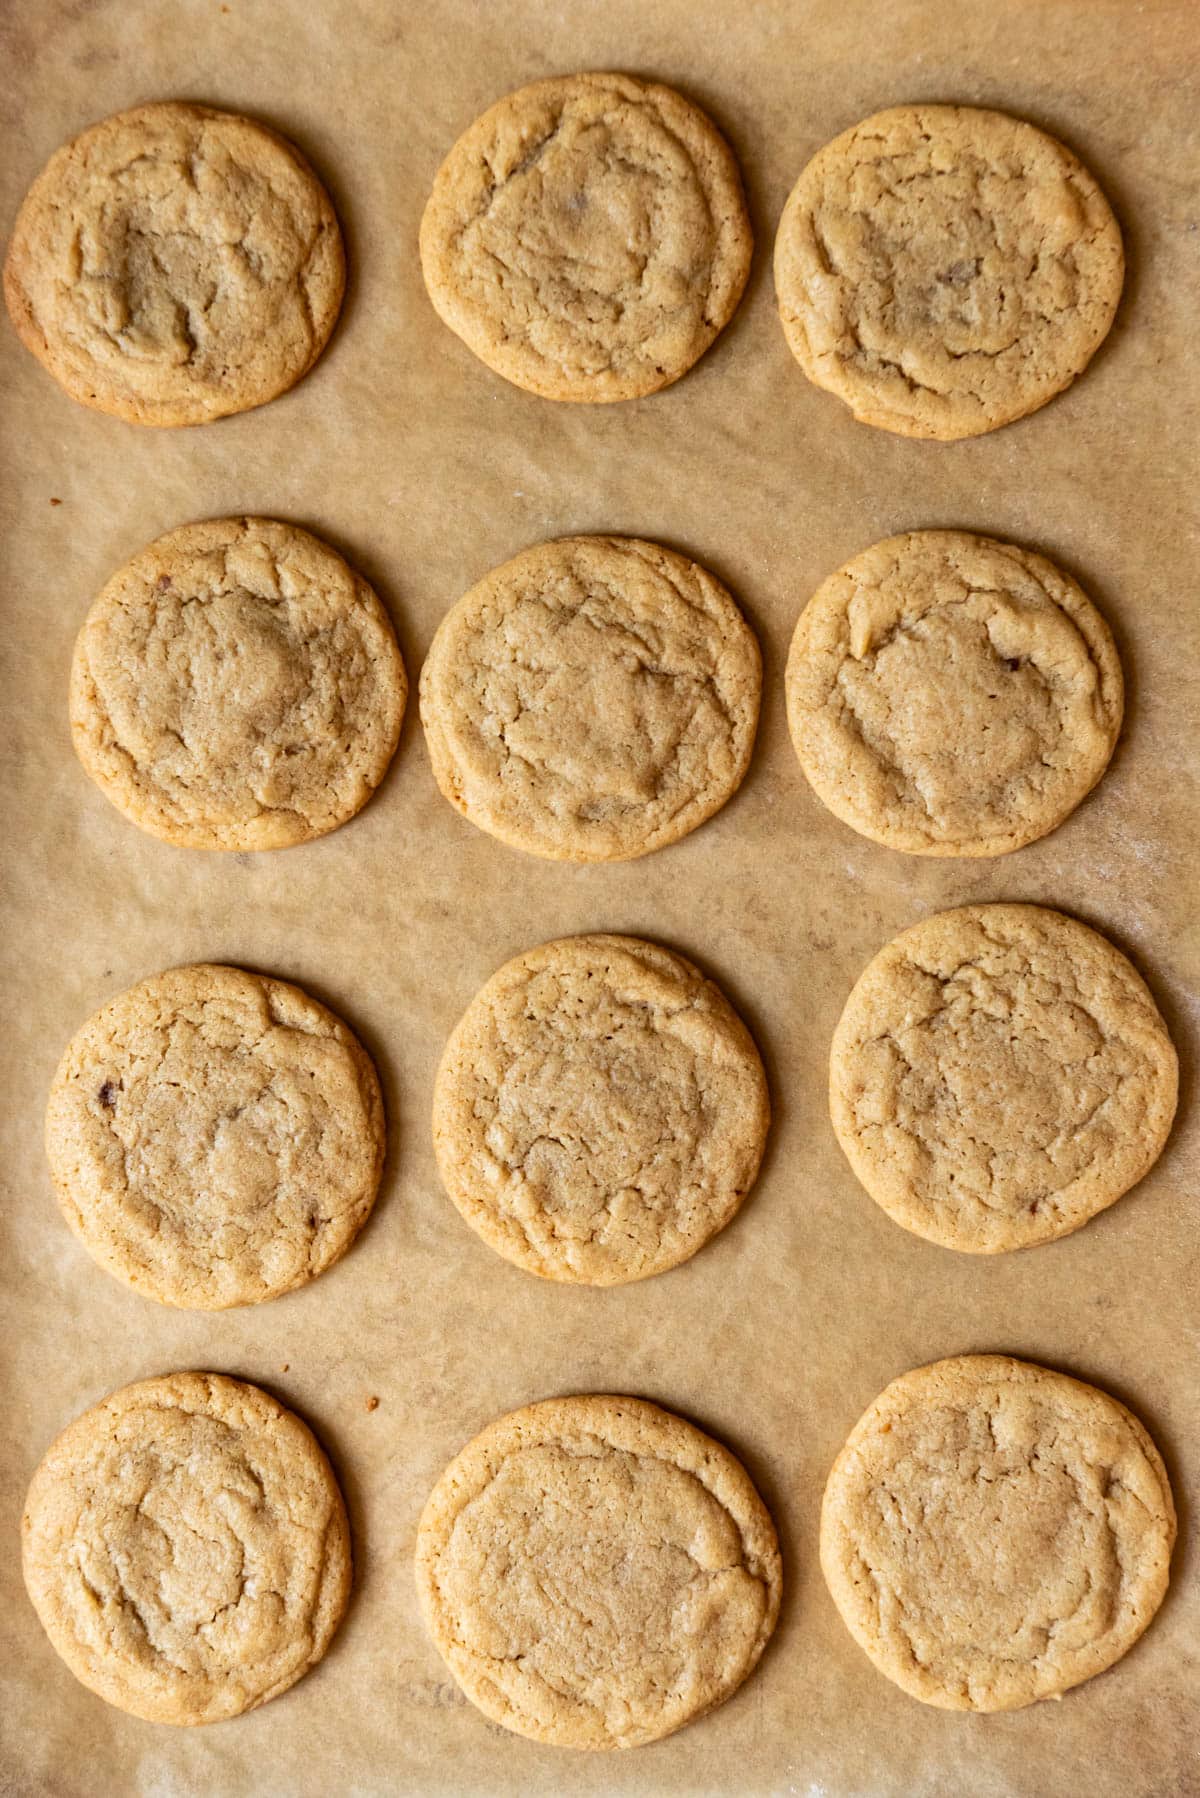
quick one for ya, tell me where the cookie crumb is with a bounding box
[50,496,62,506]
[280,1363,290,1373]
[365,1395,379,1412]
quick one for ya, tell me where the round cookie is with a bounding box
[23,1372,351,1723]
[829,904,1177,1253]
[786,531,1123,856]
[45,963,386,1308]
[820,1355,1175,1711]
[420,536,761,862]
[416,1394,782,1748]
[70,516,407,851]
[774,105,1123,439]
[433,934,769,1284]
[419,73,752,401]
[4,102,345,426]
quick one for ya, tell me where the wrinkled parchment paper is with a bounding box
[2,2,1197,1793]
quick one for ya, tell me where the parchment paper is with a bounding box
[2,2,1197,1793]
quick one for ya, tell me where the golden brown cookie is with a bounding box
[786,531,1123,855]
[433,934,769,1284]
[829,905,1177,1252]
[70,516,406,850]
[419,536,761,861]
[820,1355,1175,1710]
[419,73,752,401]
[23,1372,351,1723]
[5,102,345,426]
[415,1394,781,1748]
[774,105,1123,439]
[45,964,386,1308]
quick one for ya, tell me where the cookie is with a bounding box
[4,102,345,426]
[45,964,386,1308]
[433,934,769,1284]
[70,516,406,851]
[419,536,761,862]
[774,105,1123,439]
[22,1372,351,1724]
[820,1355,1175,1711]
[419,73,752,401]
[786,531,1123,856]
[829,905,1177,1252]
[416,1394,781,1748]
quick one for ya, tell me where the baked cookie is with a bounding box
[420,536,761,861]
[45,963,386,1308]
[23,1372,351,1723]
[830,905,1177,1252]
[419,73,752,401]
[433,934,769,1284]
[416,1394,781,1748]
[820,1355,1175,1711]
[786,531,1123,855]
[70,516,406,850]
[774,105,1123,439]
[4,102,345,426]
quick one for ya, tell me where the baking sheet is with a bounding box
[1,1,1197,1793]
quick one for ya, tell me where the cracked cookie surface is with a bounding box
[433,935,769,1284]
[70,516,406,850]
[4,102,345,426]
[774,105,1123,439]
[830,905,1177,1252]
[22,1372,351,1723]
[416,1394,781,1748]
[820,1355,1175,1711]
[420,536,760,861]
[419,73,752,401]
[45,963,386,1308]
[786,531,1123,856]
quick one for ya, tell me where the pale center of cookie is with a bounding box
[817,150,1089,380]
[840,602,1059,816]
[862,957,1137,1215]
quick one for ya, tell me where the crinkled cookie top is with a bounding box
[775,104,1123,438]
[786,531,1123,855]
[420,73,752,400]
[433,934,769,1284]
[70,516,406,850]
[821,1356,1175,1711]
[22,1372,351,1723]
[830,904,1177,1252]
[45,963,386,1307]
[4,102,345,425]
[420,535,760,861]
[416,1394,781,1747]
